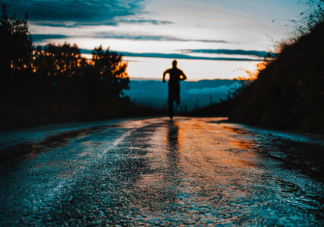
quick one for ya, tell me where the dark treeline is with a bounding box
[0,4,161,129]
[1,3,129,96]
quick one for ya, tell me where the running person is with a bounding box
[163,60,187,119]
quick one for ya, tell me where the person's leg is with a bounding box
[168,89,174,119]
[175,88,180,105]
[168,98,174,119]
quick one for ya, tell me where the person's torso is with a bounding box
[168,68,182,84]
[168,68,182,80]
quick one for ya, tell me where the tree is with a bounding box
[0,4,33,78]
[0,4,130,100]
[92,45,130,97]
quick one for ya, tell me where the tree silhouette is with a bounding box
[0,4,130,99]
[0,4,134,128]
[0,4,33,82]
[92,45,130,96]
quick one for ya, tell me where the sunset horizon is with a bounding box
[2,0,309,80]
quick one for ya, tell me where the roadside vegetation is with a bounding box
[0,4,165,130]
[191,0,324,134]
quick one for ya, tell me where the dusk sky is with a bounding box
[3,0,308,80]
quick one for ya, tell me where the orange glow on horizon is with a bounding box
[234,61,269,81]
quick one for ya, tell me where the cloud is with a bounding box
[83,31,230,43]
[118,19,174,25]
[91,33,178,41]
[187,83,241,95]
[31,34,71,42]
[78,49,262,61]
[80,49,260,61]
[78,48,261,61]
[30,21,117,28]
[30,35,259,61]
[90,32,229,43]
[3,0,175,27]
[30,19,173,27]
[91,51,261,61]
[182,49,275,58]
[2,0,144,26]
[31,32,230,43]
[30,22,80,28]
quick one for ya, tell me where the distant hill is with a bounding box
[193,20,324,134]
[124,79,240,111]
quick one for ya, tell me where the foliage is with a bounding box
[294,0,324,34]
[195,1,324,134]
[0,4,136,129]
[272,0,324,52]
[0,4,33,77]
[0,4,129,98]
[227,15,324,134]
[91,45,129,96]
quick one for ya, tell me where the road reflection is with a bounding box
[164,120,180,203]
[0,117,323,226]
[166,120,180,171]
[131,118,324,225]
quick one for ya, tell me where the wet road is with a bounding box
[0,117,324,226]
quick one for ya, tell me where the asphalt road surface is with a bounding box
[0,117,324,226]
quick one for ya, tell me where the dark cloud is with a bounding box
[30,21,117,27]
[89,32,229,43]
[79,49,262,61]
[119,19,174,25]
[30,22,80,28]
[31,34,71,42]
[30,19,173,27]
[181,49,275,58]
[118,52,260,61]
[31,32,230,43]
[1,0,144,26]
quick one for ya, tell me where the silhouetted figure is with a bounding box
[163,60,187,119]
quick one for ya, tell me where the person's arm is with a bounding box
[163,70,169,83]
[180,71,187,81]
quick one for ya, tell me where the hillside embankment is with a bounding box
[191,20,324,134]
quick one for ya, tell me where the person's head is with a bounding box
[172,60,177,68]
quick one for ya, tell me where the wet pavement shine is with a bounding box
[0,117,323,226]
